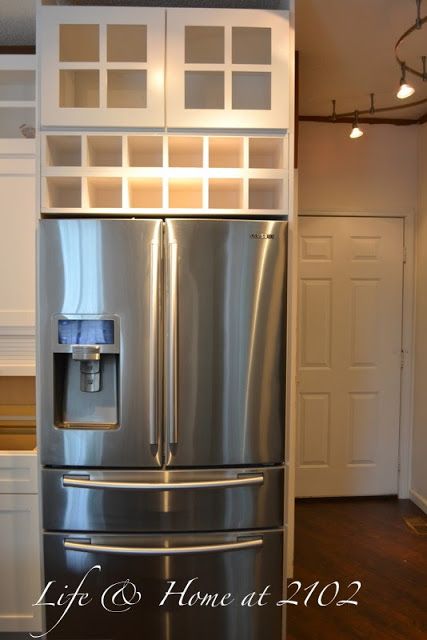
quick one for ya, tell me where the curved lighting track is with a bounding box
[331,97,427,121]
[329,0,427,129]
[395,15,427,79]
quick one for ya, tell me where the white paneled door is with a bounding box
[297,217,404,497]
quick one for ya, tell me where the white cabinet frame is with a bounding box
[0,453,41,634]
[166,8,289,130]
[0,494,42,633]
[40,132,289,216]
[0,159,36,376]
[0,452,38,495]
[39,6,165,128]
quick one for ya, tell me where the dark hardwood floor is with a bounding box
[287,498,427,640]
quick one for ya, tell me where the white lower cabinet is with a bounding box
[0,454,42,633]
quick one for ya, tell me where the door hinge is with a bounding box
[403,246,407,264]
[401,350,405,369]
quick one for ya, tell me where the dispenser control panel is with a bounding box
[52,315,120,354]
[58,319,114,345]
[52,315,120,412]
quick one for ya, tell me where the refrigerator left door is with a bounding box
[38,219,163,468]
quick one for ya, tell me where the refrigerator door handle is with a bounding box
[63,537,263,556]
[62,473,264,490]
[167,241,178,447]
[149,240,160,448]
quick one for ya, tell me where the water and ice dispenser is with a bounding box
[53,316,119,429]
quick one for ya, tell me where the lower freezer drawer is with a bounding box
[42,466,285,532]
[42,529,285,640]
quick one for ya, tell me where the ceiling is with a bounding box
[1,0,426,120]
[0,0,35,45]
[296,0,427,120]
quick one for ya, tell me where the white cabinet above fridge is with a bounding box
[166,8,289,129]
[39,6,166,128]
[38,6,290,130]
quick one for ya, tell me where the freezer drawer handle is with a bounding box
[63,537,263,556]
[62,473,264,491]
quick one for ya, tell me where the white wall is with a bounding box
[412,123,427,512]
[298,121,418,214]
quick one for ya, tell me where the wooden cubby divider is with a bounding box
[42,133,288,215]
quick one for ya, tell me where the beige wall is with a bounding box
[412,123,427,509]
[298,121,418,214]
[298,120,423,503]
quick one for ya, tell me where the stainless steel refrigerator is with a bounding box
[38,218,287,640]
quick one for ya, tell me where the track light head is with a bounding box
[350,111,364,139]
[397,63,415,99]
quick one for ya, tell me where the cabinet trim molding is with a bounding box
[0,332,36,376]
[0,312,35,330]
[0,451,38,494]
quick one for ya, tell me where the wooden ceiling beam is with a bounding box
[0,46,36,55]
[299,115,419,126]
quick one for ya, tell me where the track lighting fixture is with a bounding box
[328,0,426,139]
[349,111,364,139]
[397,63,416,99]
[416,0,423,28]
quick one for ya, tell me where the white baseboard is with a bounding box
[410,489,427,514]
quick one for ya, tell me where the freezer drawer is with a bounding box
[42,529,284,640]
[42,466,285,532]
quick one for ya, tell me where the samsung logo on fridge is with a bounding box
[250,233,275,240]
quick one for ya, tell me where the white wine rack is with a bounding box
[41,133,289,215]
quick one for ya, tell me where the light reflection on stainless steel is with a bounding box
[165,219,287,467]
[40,219,287,469]
[42,466,284,533]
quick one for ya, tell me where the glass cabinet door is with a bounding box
[39,6,165,128]
[166,8,290,130]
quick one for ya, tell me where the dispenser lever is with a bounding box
[72,345,101,393]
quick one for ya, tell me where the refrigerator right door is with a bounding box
[165,219,287,467]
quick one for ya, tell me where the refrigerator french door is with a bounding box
[39,218,287,469]
[38,218,287,640]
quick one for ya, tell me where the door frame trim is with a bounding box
[298,209,415,500]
